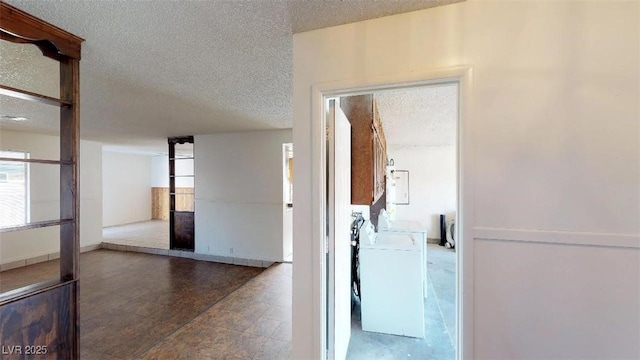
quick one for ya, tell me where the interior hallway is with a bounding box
[0,250,292,359]
[103,220,169,249]
[347,243,456,359]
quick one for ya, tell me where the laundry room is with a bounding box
[332,83,459,359]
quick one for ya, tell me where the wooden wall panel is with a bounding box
[175,188,194,212]
[0,281,77,359]
[152,187,169,220]
[152,187,194,219]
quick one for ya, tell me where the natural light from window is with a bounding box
[0,150,29,227]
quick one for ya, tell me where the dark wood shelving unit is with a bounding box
[0,2,84,358]
[0,84,73,107]
[168,136,195,251]
[0,218,74,234]
[0,157,73,165]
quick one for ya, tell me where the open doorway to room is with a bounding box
[101,147,171,250]
[102,139,195,251]
[283,143,294,262]
[326,83,459,360]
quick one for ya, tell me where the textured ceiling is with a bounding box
[1,0,462,153]
[375,84,458,147]
[0,41,60,138]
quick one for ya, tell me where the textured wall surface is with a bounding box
[194,130,292,262]
[102,151,151,227]
[293,1,639,358]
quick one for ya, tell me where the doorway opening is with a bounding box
[324,80,462,360]
[283,143,294,262]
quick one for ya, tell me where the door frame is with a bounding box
[310,66,474,359]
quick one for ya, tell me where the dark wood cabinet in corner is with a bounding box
[340,94,388,206]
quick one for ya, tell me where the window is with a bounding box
[0,150,29,227]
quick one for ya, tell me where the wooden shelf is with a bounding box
[0,279,77,306]
[0,219,73,234]
[0,84,72,107]
[0,157,72,165]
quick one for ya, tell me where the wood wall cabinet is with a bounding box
[340,95,387,205]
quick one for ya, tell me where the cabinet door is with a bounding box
[372,130,386,202]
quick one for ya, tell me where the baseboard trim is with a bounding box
[474,227,640,249]
[100,242,274,268]
[1,242,276,271]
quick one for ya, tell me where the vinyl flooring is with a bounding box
[0,249,292,359]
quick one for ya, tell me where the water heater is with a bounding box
[385,161,396,221]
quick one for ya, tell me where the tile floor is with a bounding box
[1,240,452,359]
[138,261,292,360]
[0,249,292,359]
[103,220,170,249]
[346,243,456,359]
[0,254,60,293]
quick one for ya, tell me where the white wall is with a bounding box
[0,130,102,264]
[80,141,103,249]
[151,155,169,187]
[194,130,292,262]
[293,1,639,359]
[102,151,151,227]
[389,145,456,239]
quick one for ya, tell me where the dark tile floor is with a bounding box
[1,244,450,359]
[0,249,293,359]
[0,257,60,293]
[346,244,456,359]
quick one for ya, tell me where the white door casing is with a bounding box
[299,66,471,360]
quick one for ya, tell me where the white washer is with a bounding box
[359,232,425,338]
[378,219,428,298]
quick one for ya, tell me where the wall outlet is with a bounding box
[229,247,233,254]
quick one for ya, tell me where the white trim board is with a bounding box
[474,227,640,249]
